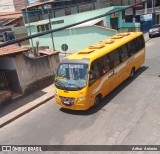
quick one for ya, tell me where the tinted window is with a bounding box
[101,54,111,74]
[137,35,145,49]
[120,45,129,61]
[89,59,101,85]
[127,39,136,55]
[109,49,121,68]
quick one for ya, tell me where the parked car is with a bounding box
[149,25,160,38]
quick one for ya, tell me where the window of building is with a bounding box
[37,24,50,32]
[65,8,71,15]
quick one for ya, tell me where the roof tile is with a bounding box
[0,45,28,56]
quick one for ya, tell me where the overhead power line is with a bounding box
[0,0,152,48]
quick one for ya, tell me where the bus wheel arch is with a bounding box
[130,67,135,78]
[94,94,102,106]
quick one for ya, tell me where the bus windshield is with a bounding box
[55,63,88,90]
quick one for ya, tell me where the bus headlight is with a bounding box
[76,96,86,102]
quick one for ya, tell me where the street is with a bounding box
[0,37,160,151]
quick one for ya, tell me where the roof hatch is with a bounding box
[78,49,95,54]
[111,35,124,39]
[116,32,130,36]
[89,43,105,49]
[100,39,114,44]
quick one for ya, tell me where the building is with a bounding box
[0,12,29,46]
[0,12,23,43]
[0,44,59,105]
[0,0,29,12]
[0,12,23,27]
[21,0,141,51]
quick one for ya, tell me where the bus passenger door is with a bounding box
[108,49,121,91]
[88,59,102,106]
[118,44,131,83]
[108,69,120,92]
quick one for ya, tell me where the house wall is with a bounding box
[15,53,59,94]
[0,0,15,12]
[13,0,26,12]
[30,26,117,53]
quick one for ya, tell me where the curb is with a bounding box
[0,95,54,129]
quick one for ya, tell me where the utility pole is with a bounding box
[24,0,34,52]
[152,0,156,24]
[145,2,147,14]
[48,11,55,50]
[152,0,156,14]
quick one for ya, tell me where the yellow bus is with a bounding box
[54,32,145,110]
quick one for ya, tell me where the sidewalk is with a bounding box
[0,84,54,128]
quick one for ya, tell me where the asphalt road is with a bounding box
[0,37,160,153]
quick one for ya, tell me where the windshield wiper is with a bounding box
[55,80,67,89]
[69,83,81,90]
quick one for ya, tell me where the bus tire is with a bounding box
[130,68,135,78]
[94,94,102,106]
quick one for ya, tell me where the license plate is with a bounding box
[64,101,70,105]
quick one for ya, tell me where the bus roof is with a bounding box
[64,32,143,63]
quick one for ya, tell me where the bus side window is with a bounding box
[135,35,145,51]
[89,60,101,85]
[127,40,136,55]
[120,44,129,62]
[109,49,121,68]
[101,54,111,74]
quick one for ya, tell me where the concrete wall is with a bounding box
[15,53,59,94]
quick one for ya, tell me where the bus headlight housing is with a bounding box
[76,96,86,102]
[54,89,58,95]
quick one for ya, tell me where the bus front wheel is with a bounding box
[94,95,102,106]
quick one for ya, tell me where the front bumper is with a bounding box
[55,95,90,110]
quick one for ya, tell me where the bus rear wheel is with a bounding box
[130,68,135,78]
[94,95,102,106]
